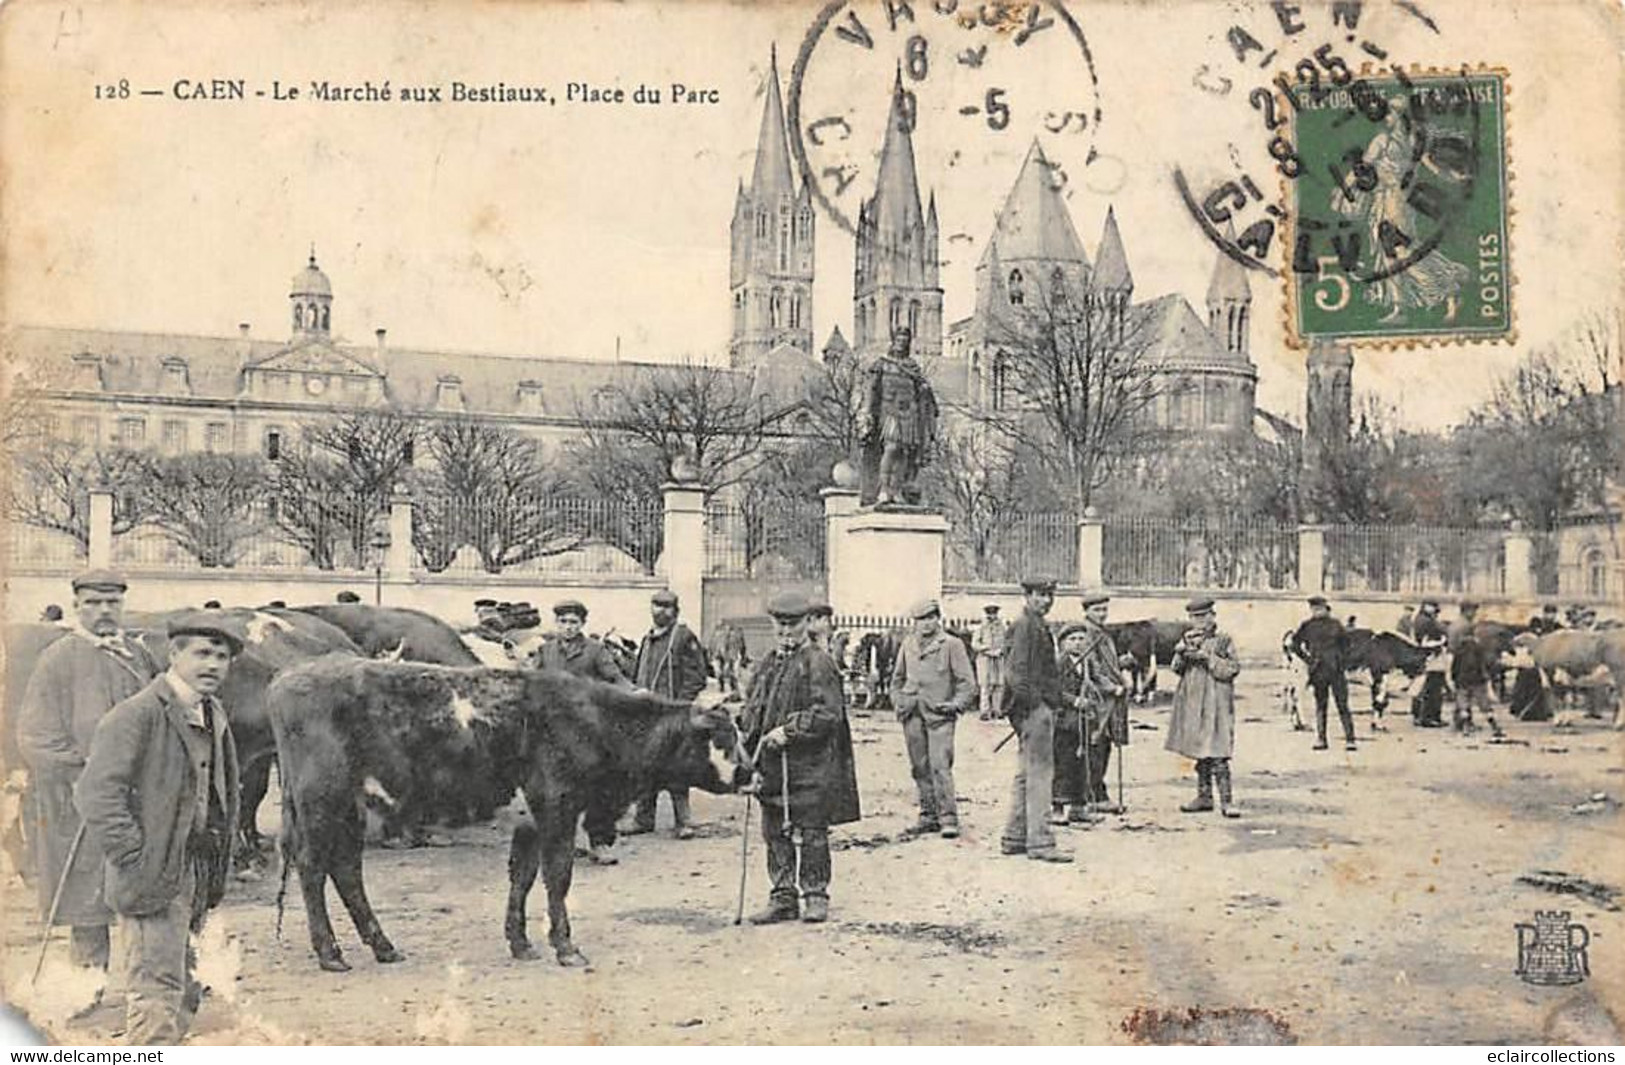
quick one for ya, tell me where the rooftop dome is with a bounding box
[291,252,332,298]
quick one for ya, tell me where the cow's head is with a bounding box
[668,690,752,794]
[504,633,549,669]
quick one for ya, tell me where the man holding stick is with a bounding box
[739,594,859,924]
[1077,593,1129,815]
[998,576,1072,863]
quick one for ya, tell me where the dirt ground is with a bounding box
[3,671,1622,1045]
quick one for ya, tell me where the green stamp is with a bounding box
[1288,70,1510,345]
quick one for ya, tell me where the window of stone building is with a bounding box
[162,358,189,394]
[436,376,464,410]
[992,356,1010,412]
[789,292,802,329]
[1008,269,1025,306]
[770,289,784,329]
[162,420,188,454]
[1583,545,1609,599]
[117,417,146,447]
[517,381,544,414]
[264,427,283,460]
[72,416,100,445]
[1206,382,1228,427]
[909,299,921,336]
[204,421,229,453]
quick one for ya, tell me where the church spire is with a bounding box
[1094,206,1132,292]
[750,45,796,198]
[1206,222,1252,359]
[870,66,926,255]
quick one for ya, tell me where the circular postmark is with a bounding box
[1166,3,1511,343]
[787,0,1104,257]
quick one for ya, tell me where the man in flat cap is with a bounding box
[740,593,859,923]
[1448,602,1503,737]
[1410,600,1449,727]
[972,604,1010,722]
[1292,595,1355,752]
[76,611,242,1044]
[999,577,1071,862]
[627,590,711,840]
[1165,599,1243,818]
[1075,593,1128,814]
[537,599,634,864]
[890,599,977,838]
[18,569,159,979]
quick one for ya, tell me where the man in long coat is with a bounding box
[890,599,977,838]
[1077,593,1129,813]
[1165,599,1242,818]
[740,593,859,924]
[627,590,710,839]
[18,569,159,973]
[536,599,632,864]
[971,605,1009,721]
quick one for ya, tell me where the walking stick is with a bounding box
[1116,730,1126,812]
[32,820,88,986]
[992,727,1019,754]
[733,793,751,925]
[780,749,792,836]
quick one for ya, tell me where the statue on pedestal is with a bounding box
[859,327,938,508]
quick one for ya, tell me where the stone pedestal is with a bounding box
[828,507,948,619]
[386,493,416,578]
[1504,527,1534,599]
[821,486,860,591]
[1076,512,1104,588]
[1298,524,1326,593]
[661,483,707,633]
[88,490,113,568]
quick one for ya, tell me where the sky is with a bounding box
[2,0,1619,429]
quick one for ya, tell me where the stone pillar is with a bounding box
[832,509,948,618]
[1297,522,1326,593]
[1504,523,1534,599]
[821,486,860,608]
[88,489,113,568]
[661,482,708,635]
[386,492,415,578]
[1076,507,1104,589]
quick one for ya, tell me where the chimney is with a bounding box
[375,327,387,352]
[238,323,250,336]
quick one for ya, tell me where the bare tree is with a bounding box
[572,359,797,493]
[141,453,272,567]
[925,430,1033,581]
[272,407,418,568]
[972,283,1162,511]
[7,441,152,549]
[413,417,588,573]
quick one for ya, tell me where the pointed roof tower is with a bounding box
[1206,223,1252,306]
[1094,206,1133,291]
[750,45,796,198]
[869,66,927,249]
[980,139,1090,268]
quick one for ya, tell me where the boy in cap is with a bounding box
[999,576,1071,862]
[1292,595,1355,751]
[890,599,977,837]
[1448,602,1503,737]
[1165,599,1242,818]
[628,590,710,839]
[1076,593,1128,814]
[739,594,859,923]
[537,599,633,863]
[18,569,159,978]
[76,611,243,1044]
[971,604,1009,721]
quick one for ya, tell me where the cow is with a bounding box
[1102,619,1188,703]
[292,603,482,666]
[267,657,749,970]
[1343,628,1431,717]
[1533,629,1625,726]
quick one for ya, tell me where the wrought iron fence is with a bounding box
[945,512,1078,585]
[1103,517,1299,590]
[414,496,662,576]
[1323,524,1505,595]
[7,524,86,569]
[705,499,825,579]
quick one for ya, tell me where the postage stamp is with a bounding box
[1285,67,1512,347]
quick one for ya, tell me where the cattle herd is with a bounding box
[5,599,1621,980]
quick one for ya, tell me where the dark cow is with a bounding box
[268,658,748,970]
[1102,619,1188,703]
[1343,628,1431,715]
[293,604,481,666]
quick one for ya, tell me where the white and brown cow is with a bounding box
[268,657,749,971]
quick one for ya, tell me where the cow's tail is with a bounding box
[275,785,298,942]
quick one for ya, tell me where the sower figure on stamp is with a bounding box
[537,599,633,866]
[998,576,1072,863]
[18,569,159,982]
[740,594,860,924]
[1078,594,1129,815]
[891,599,977,839]
[628,590,710,840]
[1166,599,1242,819]
[1293,595,1356,751]
[859,326,938,507]
[972,604,1009,721]
[75,611,242,1046]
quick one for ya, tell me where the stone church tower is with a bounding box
[854,70,942,359]
[1303,337,1354,506]
[729,47,815,370]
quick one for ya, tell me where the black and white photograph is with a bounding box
[0,0,1620,1047]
